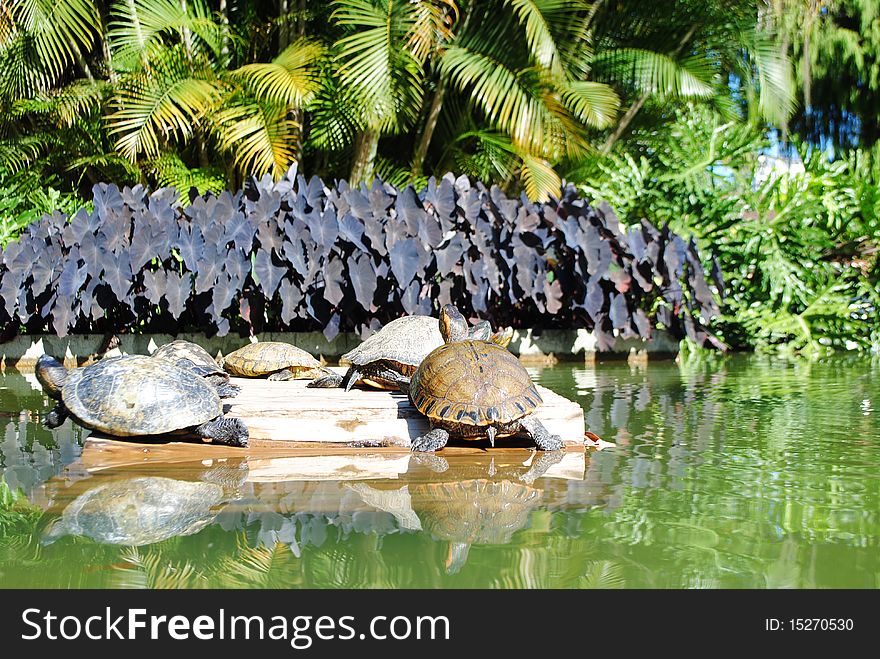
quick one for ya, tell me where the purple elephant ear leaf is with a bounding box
[545,278,563,315]
[363,215,387,256]
[194,257,221,295]
[348,253,377,311]
[389,238,421,287]
[212,273,237,315]
[142,269,167,305]
[225,212,255,252]
[254,250,285,298]
[104,251,133,302]
[176,224,205,272]
[279,278,303,324]
[323,311,341,343]
[609,292,629,329]
[338,212,368,251]
[323,258,345,307]
[165,272,191,319]
[397,186,427,233]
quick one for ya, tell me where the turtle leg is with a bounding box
[214,381,242,398]
[367,366,411,394]
[192,417,249,447]
[411,426,450,452]
[44,402,68,429]
[267,369,294,381]
[307,372,345,388]
[519,415,564,451]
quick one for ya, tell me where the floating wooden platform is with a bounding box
[218,371,585,447]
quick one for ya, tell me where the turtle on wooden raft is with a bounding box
[35,354,249,447]
[221,341,334,380]
[42,476,227,546]
[307,312,514,391]
[394,305,563,452]
[152,339,241,398]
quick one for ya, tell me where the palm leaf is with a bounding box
[108,0,222,72]
[210,95,298,178]
[560,80,619,129]
[520,152,560,201]
[231,38,324,107]
[595,48,715,98]
[109,64,221,160]
[9,0,98,85]
[332,0,423,129]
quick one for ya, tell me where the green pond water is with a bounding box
[0,354,878,588]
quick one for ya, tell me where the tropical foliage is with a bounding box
[0,172,719,346]
[574,107,880,353]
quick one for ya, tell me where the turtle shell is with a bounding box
[341,315,442,371]
[61,355,222,436]
[153,340,219,368]
[45,477,225,545]
[410,340,542,427]
[223,342,323,377]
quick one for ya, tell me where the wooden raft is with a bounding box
[220,374,585,447]
[87,369,586,451]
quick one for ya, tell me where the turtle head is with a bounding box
[40,517,70,546]
[439,305,469,343]
[35,355,68,400]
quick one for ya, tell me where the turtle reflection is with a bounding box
[412,479,543,574]
[42,476,228,546]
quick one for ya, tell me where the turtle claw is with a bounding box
[193,417,249,447]
[411,428,449,452]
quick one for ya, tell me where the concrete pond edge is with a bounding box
[2,329,681,371]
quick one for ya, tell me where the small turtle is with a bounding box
[308,312,513,391]
[42,476,226,545]
[411,479,542,574]
[35,354,248,446]
[222,341,332,381]
[152,340,240,398]
[405,305,563,452]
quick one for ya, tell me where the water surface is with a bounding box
[1,355,878,588]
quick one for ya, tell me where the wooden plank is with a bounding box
[219,376,584,446]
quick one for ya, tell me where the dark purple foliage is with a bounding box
[0,173,721,346]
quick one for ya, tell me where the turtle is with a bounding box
[221,341,333,381]
[411,479,543,574]
[152,339,241,398]
[404,304,564,452]
[42,476,226,546]
[35,354,248,447]
[307,312,514,391]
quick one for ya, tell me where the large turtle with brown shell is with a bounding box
[405,305,563,452]
[35,354,248,447]
[308,313,513,391]
[222,341,333,380]
[152,339,240,398]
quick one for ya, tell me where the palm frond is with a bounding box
[595,48,715,98]
[210,95,298,179]
[560,80,619,129]
[520,152,560,201]
[331,0,423,129]
[230,38,324,107]
[108,47,221,160]
[9,0,98,85]
[108,0,222,72]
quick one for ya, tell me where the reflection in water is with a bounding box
[411,480,542,574]
[0,355,878,587]
[43,476,227,546]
